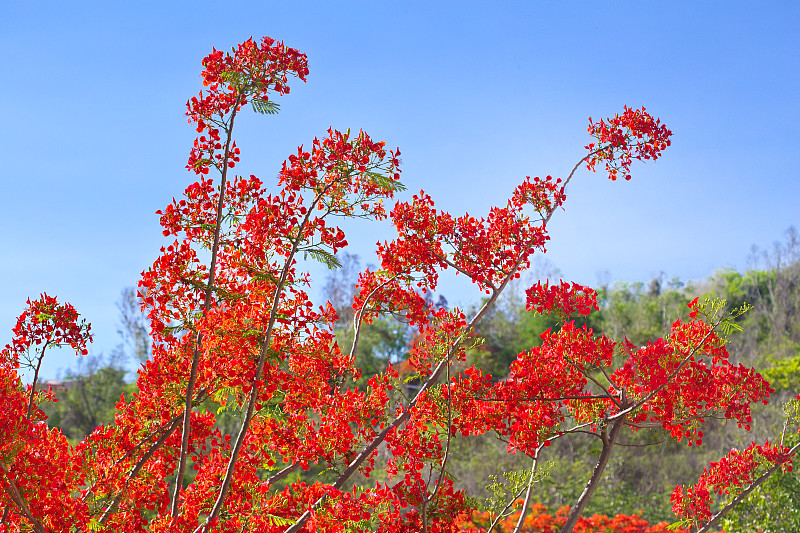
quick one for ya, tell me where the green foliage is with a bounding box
[763,346,800,390]
[594,277,691,346]
[480,462,553,517]
[337,316,412,388]
[365,170,407,193]
[303,247,343,270]
[251,98,280,115]
[466,285,557,378]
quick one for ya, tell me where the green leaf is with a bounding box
[263,514,294,526]
[245,266,280,284]
[220,70,248,91]
[252,99,280,115]
[667,520,691,530]
[304,248,343,270]
[365,171,407,192]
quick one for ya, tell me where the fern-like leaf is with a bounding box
[304,248,343,270]
[365,171,407,192]
[252,99,280,115]
[263,514,294,526]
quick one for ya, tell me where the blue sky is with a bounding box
[2,2,798,380]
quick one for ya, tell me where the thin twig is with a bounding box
[479,394,619,403]
[487,471,530,533]
[512,447,543,533]
[25,341,49,420]
[266,463,300,485]
[424,361,454,513]
[171,95,243,517]
[349,274,401,361]
[559,416,625,533]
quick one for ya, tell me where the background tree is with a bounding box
[42,355,130,443]
[114,287,151,365]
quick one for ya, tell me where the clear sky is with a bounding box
[2,1,798,380]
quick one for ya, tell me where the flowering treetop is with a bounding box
[0,36,795,533]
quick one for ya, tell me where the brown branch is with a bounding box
[511,447,543,533]
[559,415,625,533]
[171,95,243,517]
[349,274,401,361]
[567,359,622,409]
[25,341,50,420]
[480,394,619,403]
[623,413,706,430]
[542,148,600,228]
[424,362,454,517]
[486,463,532,533]
[595,362,620,395]
[266,463,300,485]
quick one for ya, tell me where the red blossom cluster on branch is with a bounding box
[524,280,599,319]
[0,295,92,532]
[1,294,91,367]
[585,105,672,181]
[186,37,308,176]
[672,441,793,525]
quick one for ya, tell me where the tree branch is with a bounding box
[25,341,49,420]
[559,415,625,533]
[511,447,543,533]
[171,95,243,517]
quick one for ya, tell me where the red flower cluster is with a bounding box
[1,293,91,368]
[187,37,309,176]
[672,441,793,523]
[586,106,673,181]
[611,318,773,443]
[380,174,560,298]
[462,502,719,532]
[525,280,599,318]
